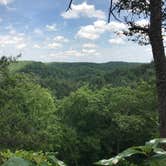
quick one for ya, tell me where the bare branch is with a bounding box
[108,0,123,22]
[66,0,73,11]
[108,0,113,23]
[111,11,123,22]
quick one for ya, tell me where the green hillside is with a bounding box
[9,61,33,72]
[1,58,158,166]
[11,61,154,98]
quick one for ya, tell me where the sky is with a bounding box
[0,0,153,63]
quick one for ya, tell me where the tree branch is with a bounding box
[108,0,113,23]
[128,22,149,34]
[66,0,73,11]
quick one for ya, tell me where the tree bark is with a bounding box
[149,0,166,137]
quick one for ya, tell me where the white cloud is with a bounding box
[82,48,98,55]
[16,43,27,49]
[49,47,99,59]
[61,2,105,20]
[94,20,107,30]
[63,50,82,57]
[82,43,99,55]
[50,49,82,57]
[82,43,97,49]
[77,20,106,40]
[46,24,57,32]
[135,19,149,27]
[0,31,27,49]
[0,0,14,5]
[76,20,127,40]
[53,36,69,43]
[48,35,69,49]
[107,22,128,32]
[33,44,41,49]
[109,37,125,45]
[0,35,22,45]
[48,42,62,49]
[77,25,99,40]
[77,25,100,40]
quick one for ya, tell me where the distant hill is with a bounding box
[10,61,154,98]
[9,61,33,72]
[10,61,142,71]
[11,61,143,79]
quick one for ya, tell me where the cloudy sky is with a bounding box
[0,0,152,62]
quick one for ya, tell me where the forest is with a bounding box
[0,0,166,165]
[0,57,162,166]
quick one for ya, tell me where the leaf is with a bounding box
[96,139,166,166]
[95,146,148,165]
[145,154,166,166]
[146,138,166,148]
[95,156,124,166]
[47,154,66,166]
[2,157,32,166]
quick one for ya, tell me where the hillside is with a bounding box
[9,61,33,72]
[11,61,155,98]
[1,57,158,166]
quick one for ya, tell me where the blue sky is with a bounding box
[0,0,152,62]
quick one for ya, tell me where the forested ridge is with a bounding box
[0,59,160,166]
[0,0,166,165]
[11,61,154,98]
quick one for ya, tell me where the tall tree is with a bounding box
[149,0,166,138]
[67,0,166,137]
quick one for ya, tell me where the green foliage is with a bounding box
[13,61,149,98]
[0,74,58,150]
[0,59,61,151]
[0,150,66,166]
[9,61,33,73]
[57,83,158,166]
[0,59,159,166]
[95,139,166,166]
[2,157,31,166]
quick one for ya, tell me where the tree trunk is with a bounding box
[149,0,166,138]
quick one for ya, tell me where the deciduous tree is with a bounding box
[67,0,166,137]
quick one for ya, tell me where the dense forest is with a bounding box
[10,61,154,98]
[0,58,161,166]
[0,0,166,165]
